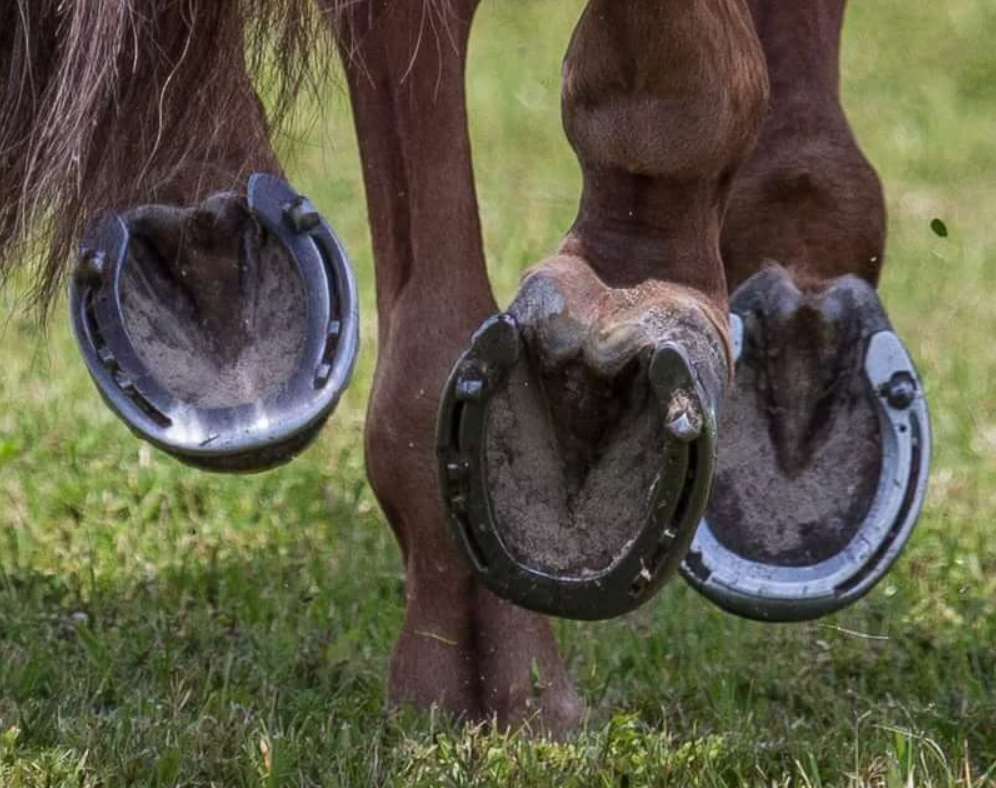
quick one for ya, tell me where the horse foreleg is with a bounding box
[725,0,886,290]
[331,0,581,731]
[689,1,927,620]
[449,0,768,619]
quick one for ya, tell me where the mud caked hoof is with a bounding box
[681,269,931,621]
[70,174,359,473]
[437,269,726,620]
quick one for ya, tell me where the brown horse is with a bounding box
[1,0,914,735]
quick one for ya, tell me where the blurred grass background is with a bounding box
[1,0,994,785]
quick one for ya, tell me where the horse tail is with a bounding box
[0,0,329,318]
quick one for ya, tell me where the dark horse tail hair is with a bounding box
[0,0,331,318]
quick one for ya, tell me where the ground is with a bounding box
[1,1,994,785]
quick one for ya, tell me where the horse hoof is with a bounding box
[436,257,726,620]
[680,268,931,621]
[69,174,359,473]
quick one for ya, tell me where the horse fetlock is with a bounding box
[724,128,887,289]
[388,606,481,722]
[473,589,584,736]
[558,1,767,299]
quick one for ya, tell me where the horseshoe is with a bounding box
[436,313,720,620]
[680,313,932,621]
[69,174,359,473]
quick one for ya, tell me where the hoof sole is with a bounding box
[681,272,931,621]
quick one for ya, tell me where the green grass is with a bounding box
[2,1,995,785]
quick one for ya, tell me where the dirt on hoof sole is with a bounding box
[707,354,882,567]
[121,232,306,410]
[484,352,666,579]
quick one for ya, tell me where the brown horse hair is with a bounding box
[0,0,337,319]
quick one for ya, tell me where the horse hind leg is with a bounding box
[0,2,312,316]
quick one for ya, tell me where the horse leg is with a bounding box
[463,0,767,617]
[726,0,886,291]
[330,1,580,729]
[701,0,898,579]
[0,2,296,324]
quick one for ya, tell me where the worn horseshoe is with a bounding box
[436,314,720,621]
[69,174,359,473]
[680,313,932,621]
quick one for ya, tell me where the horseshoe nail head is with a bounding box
[283,197,322,234]
[77,249,107,285]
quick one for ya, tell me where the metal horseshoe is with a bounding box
[436,313,720,621]
[69,174,359,473]
[680,314,932,621]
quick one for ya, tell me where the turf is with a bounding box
[1,1,995,785]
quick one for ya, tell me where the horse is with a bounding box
[0,0,930,736]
